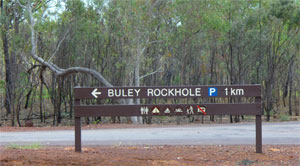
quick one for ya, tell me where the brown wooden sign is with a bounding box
[74,103,262,117]
[74,84,262,153]
[74,85,261,99]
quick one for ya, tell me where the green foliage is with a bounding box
[173,74,181,85]
[0,80,4,88]
[42,88,51,99]
[115,61,124,70]
[270,0,295,20]
[1,0,299,125]
[92,119,101,124]
[279,114,290,121]
[237,159,258,165]
[6,143,42,150]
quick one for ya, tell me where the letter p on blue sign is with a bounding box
[208,87,218,97]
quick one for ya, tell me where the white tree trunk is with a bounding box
[22,1,161,125]
[25,2,113,87]
[134,40,143,124]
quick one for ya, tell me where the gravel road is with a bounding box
[1,121,299,146]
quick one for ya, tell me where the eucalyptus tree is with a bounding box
[261,0,300,120]
[1,0,29,126]
[15,0,117,125]
[1,0,14,121]
[16,0,168,124]
[2,0,299,126]
[103,0,170,123]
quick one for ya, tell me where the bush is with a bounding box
[279,114,290,121]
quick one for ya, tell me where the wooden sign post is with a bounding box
[74,85,262,153]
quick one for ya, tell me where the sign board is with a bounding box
[74,85,261,99]
[74,103,261,117]
[74,84,262,154]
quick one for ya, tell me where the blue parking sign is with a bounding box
[208,87,218,96]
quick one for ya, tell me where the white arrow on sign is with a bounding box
[91,88,102,98]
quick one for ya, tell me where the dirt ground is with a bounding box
[1,123,300,165]
[0,145,299,166]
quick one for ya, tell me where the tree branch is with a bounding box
[23,0,114,87]
[147,40,164,45]
[48,28,70,62]
[16,0,27,9]
[139,66,163,80]
[57,67,113,87]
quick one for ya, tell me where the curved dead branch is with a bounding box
[25,1,113,87]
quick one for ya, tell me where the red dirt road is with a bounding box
[0,145,299,166]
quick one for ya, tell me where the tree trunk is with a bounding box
[209,43,216,122]
[16,98,22,127]
[295,90,299,116]
[265,83,273,121]
[288,61,294,116]
[39,77,44,122]
[57,78,63,125]
[52,74,57,126]
[134,41,143,124]
[265,60,275,121]
[69,76,73,119]
[2,30,12,116]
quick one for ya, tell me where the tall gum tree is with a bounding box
[262,0,300,120]
[105,0,167,123]
[16,0,122,123]
[18,0,167,124]
[1,0,21,126]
